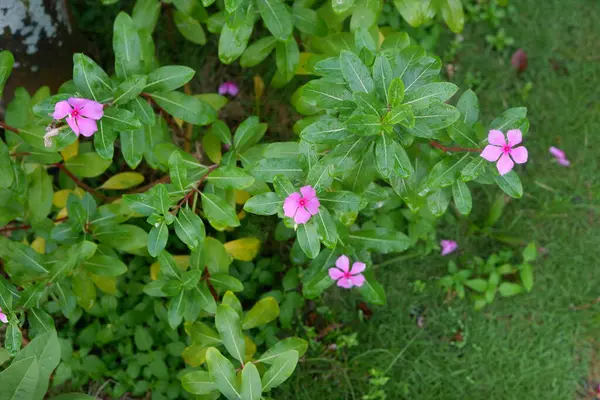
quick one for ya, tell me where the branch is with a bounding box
[0,216,68,234]
[429,141,480,153]
[53,163,106,199]
[170,164,219,214]
[0,121,19,133]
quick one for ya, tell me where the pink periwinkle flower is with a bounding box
[52,98,104,137]
[328,255,366,289]
[283,185,320,224]
[440,240,458,256]
[218,81,239,97]
[481,129,528,176]
[0,306,7,324]
[549,146,570,166]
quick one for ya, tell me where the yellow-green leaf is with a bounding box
[224,238,260,261]
[100,172,145,190]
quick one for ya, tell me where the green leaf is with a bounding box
[103,107,142,131]
[174,10,207,44]
[319,191,366,213]
[250,158,303,183]
[95,224,148,253]
[174,207,206,250]
[456,89,479,127]
[196,282,218,314]
[234,116,267,153]
[465,279,487,293]
[498,282,524,297]
[219,14,254,64]
[242,297,280,329]
[204,237,232,275]
[257,337,308,364]
[307,163,334,192]
[440,0,465,33]
[339,50,374,93]
[207,166,255,190]
[150,91,216,125]
[113,12,144,79]
[490,107,528,133]
[522,242,537,262]
[13,330,60,399]
[427,187,451,217]
[27,166,53,222]
[315,208,337,248]
[372,54,392,104]
[244,192,282,215]
[101,172,144,190]
[494,171,523,199]
[447,120,479,148]
[375,134,394,178]
[240,362,262,400]
[261,350,299,391]
[257,0,293,40]
[241,36,278,68]
[275,38,299,83]
[168,290,187,328]
[301,79,352,110]
[205,347,241,400]
[120,128,146,169]
[134,326,154,351]
[0,357,39,400]
[293,7,326,36]
[452,180,472,215]
[387,77,405,107]
[5,323,22,356]
[300,117,348,144]
[72,53,114,102]
[210,120,232,145]
[113,75,147,105]
[409,103,460,137]
[346,228,410,253]
[345,114,382,136]
[145,65,195,92]
[404,82,458,109]
[94,119,118,160]
[215,304,246,363]
[148,223,168,257]
[72,271,96,310]
[82,255,127,276]
[0,50,14,97]
[358,270,386,305]
[520,263,534,292]
[182,370,217,395]
[209,274,244,292]
[132,0,161,32]
[0,142,13,189]
[461,156,486,182]
[49,394,96,400]
[419,154,470,196]
[201,193,240,230]
[297,222,320,259]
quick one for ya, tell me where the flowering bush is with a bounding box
[0,0,530,398]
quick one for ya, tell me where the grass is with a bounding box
[279,0,600,398]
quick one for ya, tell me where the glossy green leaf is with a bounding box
[132,0,161,31]
[234,116,267,152]
[134,326,154,351]
[209,274,244,292]
[27,166,53,222]
[168,290,186,328]
[113,12,144,78]
[257,0,293,40]
[243,192,282,215]
[242,297,280,329]
[72,53,114,102]
[82,255,127,276]
[215,304,246,363]
[103,107,142,131]
[0,51,14,97]
[0,357,39,400]
[120,128,146,169]
[427,187,451,216]
[250,158,303,183]
[297,222,320,259]
[339,50,374,93]
[205,347,241,400]
[207,166,255,190]
[300,117,348,144]
[315,207,337,248]
[240,362,262,400]
[358,270,386,305]
[495,170,523,199]
[261,350,299,391]
[13,330,60,399]
[257,337,308,364]
[113,75,147,105]
[498,282,524,297]
[452,180,472,215]
[150,91,216,125]
[240,36,278,67]
[145,65,195,92]
[201,193,240,230]
[174,10,207,44]
[440,0,465,33]
[276,38,299,83]
[456,89,479,127]
[174,207,206,250]
[219,14,254,64]
[347,228,410,253]
[293,7,326,36]
[319,191,366,213]
[182,370,217,395]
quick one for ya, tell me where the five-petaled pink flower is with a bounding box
[0,306,7,324]
[283,185,320,224]
[218,81,239,97]
[549,146,570,166]
[328,255,366,289]
[440,240,458,256]
[481,129,528,176]
[52,98,104,137]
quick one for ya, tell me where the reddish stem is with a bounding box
[429,141,481,153]
[203,267,219,301]
[10,152,31,157]
[53,163,106,199]
[0,121,19,133]
[170,164,219,214]
[0,216,68,234]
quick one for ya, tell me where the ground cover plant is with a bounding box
[1,0,598,399]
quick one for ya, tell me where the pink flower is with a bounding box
[481,129,528,176]
[52,98,104,137]
[549,146,570,166]
[0,306,7,324]
[283,185,320,224]
[328,255,366,289]
[440,240,458,256]
[218,81,239,97]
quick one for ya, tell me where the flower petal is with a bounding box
[300,185,317,201]
[227,82,239,96]
[78,100,104,120]
[350,262,366,275]
[67,97,88,109]
[549,146,565,159]
[506,129,522,146]
[294,207,311,224]
[328,267,344,281]
[557,157,571,166]
[0,312,7,323]
[283,193,301,218]
[52,100,72,119]
[488,130,506,146]
[337,277,353,289]
[349,274,365,287]
[440,240,458,256]
[510,146,528,164]
[305,197,320,215]
[66,116,80,135]
[481,145,503,162]
[77,117,98,137]
[218,83,229,95]
[335,255,350,272]
[496,153,514,176]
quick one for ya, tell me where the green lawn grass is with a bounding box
[280,0,600,398]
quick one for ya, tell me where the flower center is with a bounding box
[71,109,79,117]
[503,144,511,153]
[298,198,306,207]
[343,272,351,279]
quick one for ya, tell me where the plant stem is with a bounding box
[0,121,19,133]
[53,163,106,199]
[429,140,480,153]
[0,216,68,234]
[170,164,219,214]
